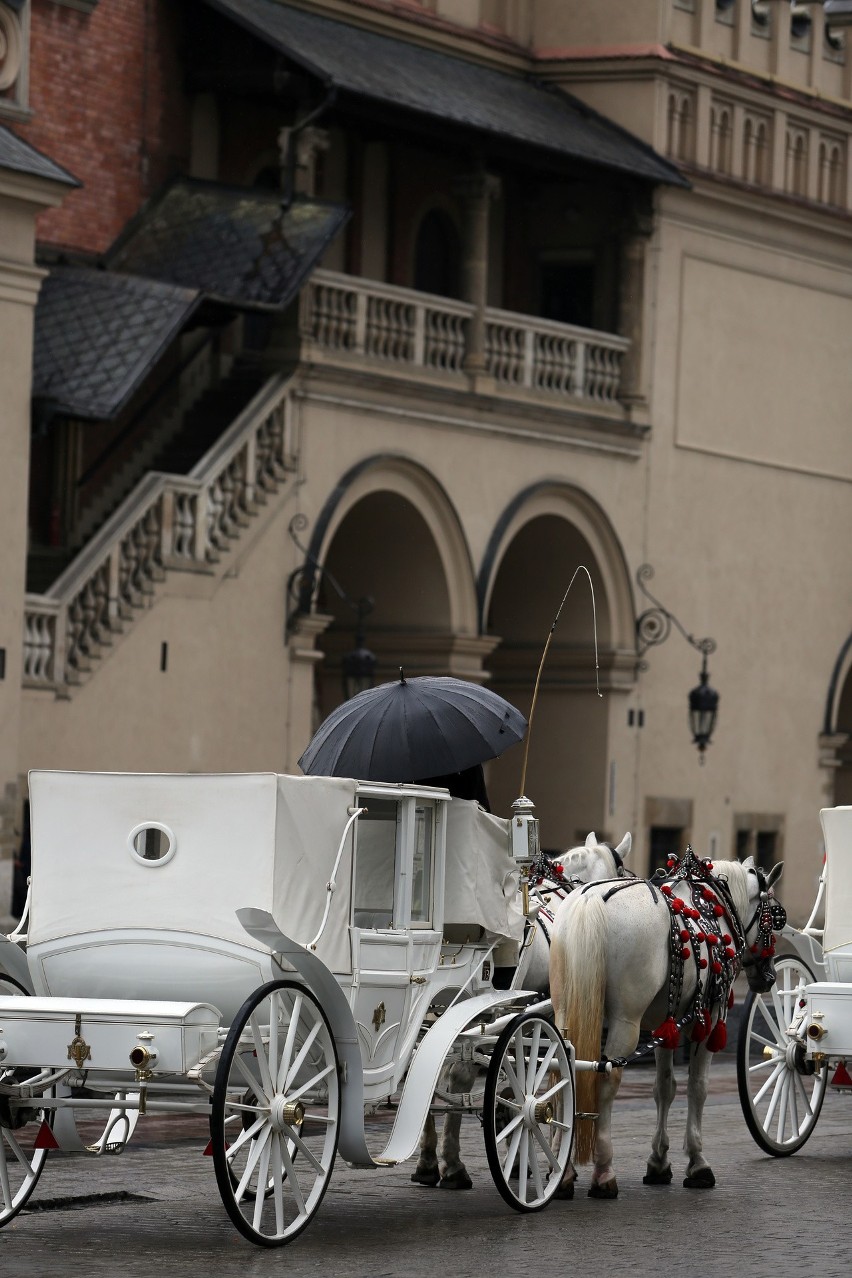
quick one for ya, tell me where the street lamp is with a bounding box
[286,514,377,701]
[635,564,719,761]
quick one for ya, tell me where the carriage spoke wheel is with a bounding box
[483,1012,574,1212]
[211,980,339,1246]
[737,954,827,1156]
[0,977,52,1225]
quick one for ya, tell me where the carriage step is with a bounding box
[576,1112,599,1121]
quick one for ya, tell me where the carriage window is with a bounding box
[354,800,400,928]
[128,822,175,867]
[411,805,434,927]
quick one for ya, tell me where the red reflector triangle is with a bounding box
[34,1121,60,1150]
[831,1062,852,1087]
[203,1139,229,1155]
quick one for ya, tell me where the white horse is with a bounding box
[411,831,632,1190]
[550,853,784,1199]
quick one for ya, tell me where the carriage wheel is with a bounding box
[737,954,827,1156]
[0,977,52,1225]
[483,1012,574,1212]
[211,980,339,1247]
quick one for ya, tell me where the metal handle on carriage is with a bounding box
[306,806,366,951]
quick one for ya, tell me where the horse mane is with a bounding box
[709,859,749,926]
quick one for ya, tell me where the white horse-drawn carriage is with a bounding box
[0,769,585,1245]
[736,804,852,1155]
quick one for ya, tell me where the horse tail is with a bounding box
[550,892,608,1165]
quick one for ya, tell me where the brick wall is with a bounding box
[17,0,191,257]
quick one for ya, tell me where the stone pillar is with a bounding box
[0,158,75,847]
[453,170,500,383]
[285,611,334,772]
[618,226,652,408]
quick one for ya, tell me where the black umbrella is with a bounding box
[298,674,526,783]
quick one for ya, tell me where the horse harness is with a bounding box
[580,847,787,1066]
[524,847,631,950]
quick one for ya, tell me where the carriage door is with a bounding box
[351,795,441,1098]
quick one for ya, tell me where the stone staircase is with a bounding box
[22,371,299,696]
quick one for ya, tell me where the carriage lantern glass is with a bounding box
[635,565,719,761]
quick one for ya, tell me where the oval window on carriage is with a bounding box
[128,822,176,867]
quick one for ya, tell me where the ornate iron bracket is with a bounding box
[635,563,716,668]
[285,513,373,636]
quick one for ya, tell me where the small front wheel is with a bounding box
[211,980,340,1246]
[737,954,827,1156]
[483,1012,574,1211]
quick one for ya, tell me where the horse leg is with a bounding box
[683,1041,716,1188]
[643,1046,677,1185]
[588,1017,639,1199]
[411,1111,440,1186]
[437,1060,476,1190]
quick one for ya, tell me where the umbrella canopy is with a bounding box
[298,675,527,783]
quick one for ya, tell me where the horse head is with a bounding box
[556,831,632,886]
[738,856,786,993]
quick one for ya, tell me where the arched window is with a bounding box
[413,209,462,300]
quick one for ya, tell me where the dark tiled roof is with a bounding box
[107,178,350,308]
[33,267,199,420]
[203,0,685,186]
[0,125,79,187]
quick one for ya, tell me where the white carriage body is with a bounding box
[16,770,524,1098]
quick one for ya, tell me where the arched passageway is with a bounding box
[480,488,635,849]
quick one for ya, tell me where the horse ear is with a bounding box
[585,832,597,850]
[741,854,755,869]
[615,832,632,860]
[767,862,784,888]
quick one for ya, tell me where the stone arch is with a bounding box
[303,455,487,723]
[478,482,637,848]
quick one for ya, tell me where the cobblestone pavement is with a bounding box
[2,1060,851,1278]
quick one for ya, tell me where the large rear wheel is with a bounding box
[737,954,827,1155]
[211,980,339,1246]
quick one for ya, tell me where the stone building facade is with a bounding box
[2,0,851,922]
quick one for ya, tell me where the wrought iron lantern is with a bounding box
[635,564,719,761]
[286,515,376,700]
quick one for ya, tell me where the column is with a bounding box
[453,169,501,383]
[618,218,653,408]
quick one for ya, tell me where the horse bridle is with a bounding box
[739,864,787,972]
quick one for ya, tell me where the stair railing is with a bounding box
[23,373,296,693]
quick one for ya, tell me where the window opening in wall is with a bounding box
[751,1,770,35]
[650,825,684,867]
[735,816,783,872]
[715,0,735,25]
[354,798,399,928]
[413,208,461,300]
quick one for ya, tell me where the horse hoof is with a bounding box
[439,1170,473,1191]
[643,1167,673,1186]
[553,1179,575,1200]
[588,1179,618,1200]
[683,1168,716,1189]
[410,1168,440,1187]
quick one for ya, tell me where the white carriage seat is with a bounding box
[819,806,852,981]
[441,800,524,961]
[26,770,359,1024]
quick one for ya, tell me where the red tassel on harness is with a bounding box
[653,1017,681,1050]
[707,1020,727,1053]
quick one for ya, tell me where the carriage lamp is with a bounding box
[286,515,377,701]
[635,564,719,762]
[510,795,540,916]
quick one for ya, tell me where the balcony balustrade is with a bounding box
[301,270,629,409]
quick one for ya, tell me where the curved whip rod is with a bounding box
[519,566,602,798]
